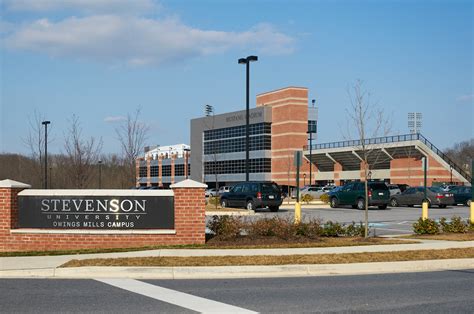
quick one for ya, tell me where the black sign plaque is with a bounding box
[18,195,174,230]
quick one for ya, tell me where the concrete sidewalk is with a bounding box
[1,239,473,279]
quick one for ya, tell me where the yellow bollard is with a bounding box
[294,202,301,224]
[470,201,474,225]
[422,201,429,220]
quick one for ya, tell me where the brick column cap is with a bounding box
[0,179,31,188]
[170,179,207,189]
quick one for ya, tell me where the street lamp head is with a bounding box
[238,58,247,64]
[247,55,258,62]
[42,121,51,125]
[98,160,102,164]
[312,99,315,107]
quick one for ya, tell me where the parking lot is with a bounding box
[248,204,472,236]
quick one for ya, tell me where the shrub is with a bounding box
[320,193,330,204]
[413,218,439,235]
[321,221,344,237]
[295,218,323,239]
[208,196,220,206]
[440,216,468,233]
[248,217,297,240]
[344,222,365,237]
[207,215,242,240]
[301,194,314,204]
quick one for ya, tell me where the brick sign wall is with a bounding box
[0,180,206,253]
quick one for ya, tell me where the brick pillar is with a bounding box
[158,155,163,187]
[135,158,141,187]
[171,153,176,184]
[334,162,343,186]
[184,152,189,179]
[146,156,152,187]
[360,160,368,181]
[0,180,31,251]
[170,179,207,244]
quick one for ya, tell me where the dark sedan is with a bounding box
[448,186,472,206]
[390,186,454,208]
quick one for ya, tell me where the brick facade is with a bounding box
[256,87,312,186]
[0,182,206,253]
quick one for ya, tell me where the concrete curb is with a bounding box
[2,259,473,279]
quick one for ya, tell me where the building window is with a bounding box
[139,166,147,177]
[150,166,158,177]
[187,164,190,176]
[162,165,171,177]
[204,122,271,141]
[204,158,271,174]
[204,135,271,154]
[175,164,185,176]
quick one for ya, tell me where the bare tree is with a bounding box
[346,79,392,237]
[116,108,149,187]
[445,139,474,178]
[64,114,103,188]
[22,110,50,187]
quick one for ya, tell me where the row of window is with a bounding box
[204,122,271,141]
[138,165,190,178]
[204,158,271,174]
[204,135,271,154]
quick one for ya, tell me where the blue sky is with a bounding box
[1,0,472,155]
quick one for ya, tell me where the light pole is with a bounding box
[41,121,51,189]
[98,160,102,189]
[238,55,258,182]
[308,99,316,186]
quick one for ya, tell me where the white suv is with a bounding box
[218,186,231,195]
[387,184,401,196]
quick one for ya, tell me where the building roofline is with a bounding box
[256,86,308,97]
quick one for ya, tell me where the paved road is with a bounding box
[251,205,471,235]
[2,270,473,313]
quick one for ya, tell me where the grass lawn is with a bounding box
[409,232,474,241]
[0,237,414,257]
[61,247,474,268]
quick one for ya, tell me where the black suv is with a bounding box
[329,181,390,210]
[220,181,283,212]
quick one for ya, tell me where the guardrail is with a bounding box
[304,133,471,182]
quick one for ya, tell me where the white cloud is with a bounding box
[3,0,158,15]
[4,16,295,66]
[104,115,126,123]
[456,94,474,102]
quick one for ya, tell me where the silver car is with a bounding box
[390,186,454,208]
[300,186,325,199]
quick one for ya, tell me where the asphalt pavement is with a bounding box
[2,270,474,313]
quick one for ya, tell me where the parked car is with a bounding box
[329,181,390,210]
[291,185,323,198]
[220,181,283,211]
[300,186,325,199]
[448,186,472,206]
[322,185,336,193]
[389,186,454,208]
[205,188,217,197]
[396,184,410,193]
[217,186,231,195]
[387,184,401,196]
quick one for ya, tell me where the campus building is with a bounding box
[136,144,190,187]
[190,87,316,189]
[136,86,470,188]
